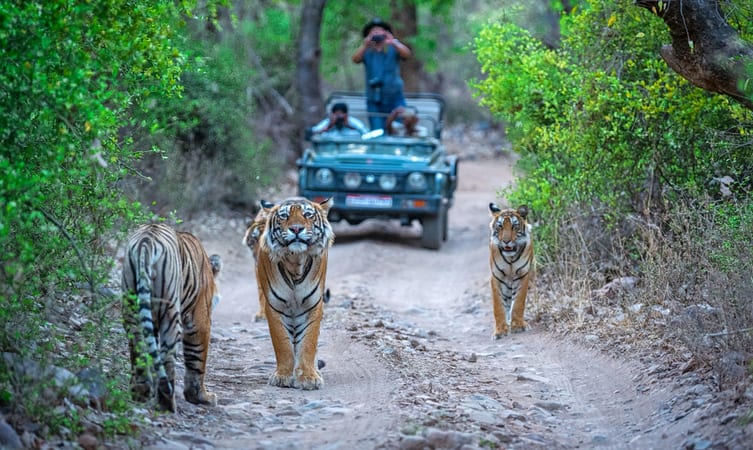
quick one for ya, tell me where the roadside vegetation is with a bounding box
[1,0,752,446]
[474,0,753,396]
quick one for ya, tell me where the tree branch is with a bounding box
[706,327,753,338]
[635,0,753,110]
[39,208,95,294]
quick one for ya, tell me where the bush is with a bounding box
[473,0,753,265]
[473,1,753,371]
[0,0,226,441]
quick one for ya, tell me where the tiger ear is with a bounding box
[489,203,501,215]
[260,199,275,211]
[517,204,529,219]
[319,197,334,214]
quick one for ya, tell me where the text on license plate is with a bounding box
[345,194,392,208]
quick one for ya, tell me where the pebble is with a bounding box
[424,427,473,449]
[533,400,566,412]
[77,433,98,450]
[0,419,22,449]
[399,434,426,450]
[515,372,551,383]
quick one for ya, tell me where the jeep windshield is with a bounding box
[312,140,436,159]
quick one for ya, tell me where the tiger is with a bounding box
[242,199,275,321]
[255,196,334,389]
[121,223,221,412]
[488,203,534,339]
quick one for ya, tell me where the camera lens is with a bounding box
[371,34,385,43]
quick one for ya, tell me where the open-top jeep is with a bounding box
[297,92,458,249]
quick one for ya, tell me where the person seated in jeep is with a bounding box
[386,106,428,138]
[311,102,369,136]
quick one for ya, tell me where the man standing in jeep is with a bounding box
[351,18,412,131]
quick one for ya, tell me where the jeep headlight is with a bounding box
[407,172,427,191]
[314,168,334,187]
[344,172,362,189]
[379,173,397,191]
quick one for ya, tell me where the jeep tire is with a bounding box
[442,205,449,241]
[421,206,445,250]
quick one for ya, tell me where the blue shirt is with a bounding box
[361,45,407,129]
[363,45,404,99]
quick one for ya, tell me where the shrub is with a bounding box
[473,1,753,371]
[0,0,226,441]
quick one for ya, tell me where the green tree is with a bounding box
[0,0,225,438]
[636,0,753,110]
[473,0,753,378]
[474,1,753,253]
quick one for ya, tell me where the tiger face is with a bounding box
[263,197,334,258]
[488,203,533,339]
[489,204,530,254]
[256,197,334,390]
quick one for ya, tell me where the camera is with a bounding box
[368,78,383,104]
[334,117,345,130]
[371,34,386,43]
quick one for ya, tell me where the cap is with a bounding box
[331,102,348,113]
[362,18,393,37]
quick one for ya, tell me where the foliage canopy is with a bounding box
[473,1,753,256]
[0,0,227,438]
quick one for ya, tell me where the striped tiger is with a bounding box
[255,197,334,389]
[488,203,533,339]
[121,223,221,412]
[242,199,274,321]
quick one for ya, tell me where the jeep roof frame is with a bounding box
[324,91,445,139]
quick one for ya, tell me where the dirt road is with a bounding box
[136,154,700,449]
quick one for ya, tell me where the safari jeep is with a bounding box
[297,92,458,250]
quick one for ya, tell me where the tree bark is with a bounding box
[294,0,327,156]
[390,0,422,93]
[635,0,753,110]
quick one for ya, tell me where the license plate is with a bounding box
[345,194,392,208]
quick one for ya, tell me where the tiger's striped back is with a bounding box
[488,204,533,339]
[256,197,334,390]
[121,223,221,412]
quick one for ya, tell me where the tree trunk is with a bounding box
[635,0,753,110]
[294,0,327,157]
[390,0,426,93]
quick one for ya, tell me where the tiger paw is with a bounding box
[157,379,177,413]
[493,325,509,339]
[296,372,323,390]
[510,320,529,333]
[492,331,508,340]
[268,372,296,388]
[254,312,267,322]
[184,388,217,406]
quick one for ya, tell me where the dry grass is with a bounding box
[125,149,278,219]
[532,198,753,389]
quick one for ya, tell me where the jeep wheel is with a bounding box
[421,211,444,250]
[441,206,449,241]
